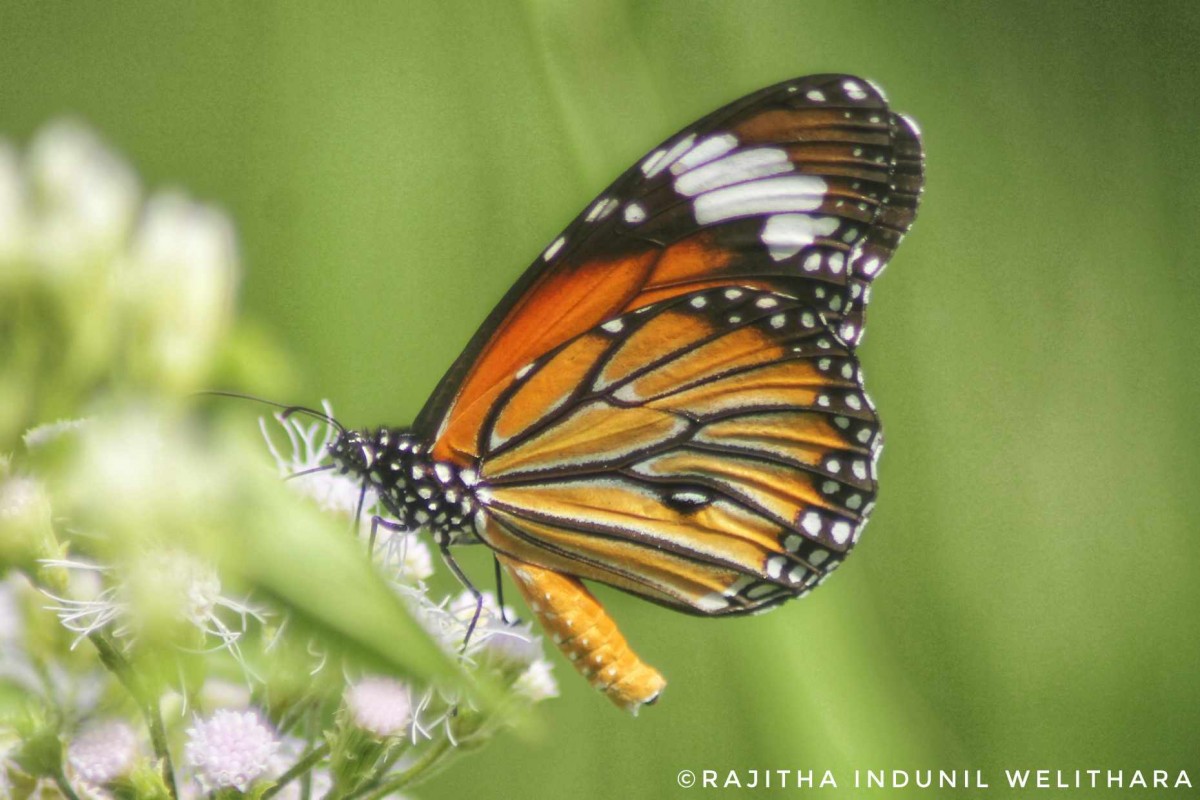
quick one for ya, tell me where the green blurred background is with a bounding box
[4,1,1199,796]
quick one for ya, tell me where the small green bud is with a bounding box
[10,705,62,779]
[109,760,173,800]
[0,475,64,589]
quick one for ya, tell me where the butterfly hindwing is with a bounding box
[471,287,880,616]
[418,74,924,464]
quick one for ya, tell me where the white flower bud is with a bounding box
[514,659,559,703]
[120,191,239,389]
[185,709,279,792]
[385,533,433,583]
[27,120,139,272]
[130,550,221,629]
[476,620,541,669]
[344,676,412,738]
[68,720,138,785]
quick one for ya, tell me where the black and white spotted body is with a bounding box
[328,428,480,546]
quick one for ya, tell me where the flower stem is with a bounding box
[53,769,82,800]
[262,742,331,799]
[353,737,454,800]
[87,631,178,799]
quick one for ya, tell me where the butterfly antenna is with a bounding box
[199,390,346,433]
[283,464,337,482]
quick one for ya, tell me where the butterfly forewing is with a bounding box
[417,74,924,464]
[470,287,880,616]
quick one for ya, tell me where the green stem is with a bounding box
[88,631,178,799]
[262,742,331,800]
[355,738,454,800]
[52,768,82,800]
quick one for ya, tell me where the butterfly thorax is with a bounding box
[328,427,480,546]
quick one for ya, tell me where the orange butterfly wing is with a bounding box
[403,74,923,710]
[472,287,878,615]
[415,74,923,465]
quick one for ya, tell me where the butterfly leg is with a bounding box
[368,514,405,556]
[497,554,666,714]
[492,556,513,625]
[439,544,483,652]
[352,480,369,538]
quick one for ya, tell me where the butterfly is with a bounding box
[327,74,924,712]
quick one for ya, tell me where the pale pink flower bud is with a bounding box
[345,676,412,737]
[185,709,279,792]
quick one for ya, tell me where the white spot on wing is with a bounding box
[623,202,646,224]
[585,197,618,222]
[670,133,738,175]
[643,133,696,178]
[806,89,826,102]
[674,147,793,197]
[746,583,777,600]
[601,319,625,333]
[640,148,667,176]
[723,575,754,597]
[843,80,868,100]
[693,175,828,225]
[697,593,729,612]
[543,236,565,261]
[760,213,840,261]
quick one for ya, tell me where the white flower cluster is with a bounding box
[0,118,560,800]
[266,411,560,739]
[42,549,265,661]
[0,119,238,393]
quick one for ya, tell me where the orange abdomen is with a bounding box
[499,555,666,714]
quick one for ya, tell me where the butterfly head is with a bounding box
[328,426,480,542]
[328,428,390,479]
